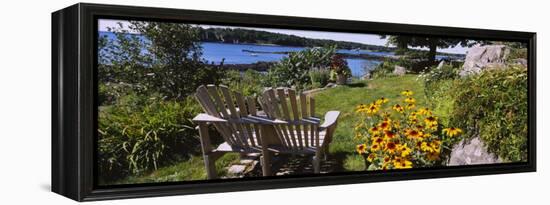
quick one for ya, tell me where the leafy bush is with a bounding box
[268,46,335,90]
[99,21,225,101]
[329,55,352,79]
[506,47,527,63]
[421,63,460,99]
[369,60,396,78]
[222,69,268,96]
[447,66,528,162]
[98,93,202,181]
[309,68,331,88]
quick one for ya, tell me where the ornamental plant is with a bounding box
[353,90,462,170]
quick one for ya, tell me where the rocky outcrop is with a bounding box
[459,45,510,76]
[393,65,406,76]
[449,136,502,165]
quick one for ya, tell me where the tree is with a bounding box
[382,35,476,63]
[99,21,224,100]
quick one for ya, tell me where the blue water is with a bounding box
[99,31,393,77]
[201,42,383,76]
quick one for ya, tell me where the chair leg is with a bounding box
[312,155,320,174]
[323,145,330,161]
[261,151,272,176]
[204,154,217,179]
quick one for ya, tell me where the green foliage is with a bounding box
[222,69,268,96]
[448,66,528,162]
[309,68,331,88]
[268,46,336,90]
[506,47,528,63]
[421,63,461,99]
[99,21,224,101]
[200,27,393,51]
[98,93,202,181]
[368,60,394,78]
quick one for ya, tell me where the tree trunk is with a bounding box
[428,43,437,63]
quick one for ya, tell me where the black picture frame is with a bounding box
[52,2,536,201]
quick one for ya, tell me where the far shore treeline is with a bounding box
[198,27,393,51]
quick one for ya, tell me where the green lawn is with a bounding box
[115,74,429,183]
[313,75,428,170]
[112,153,241,184]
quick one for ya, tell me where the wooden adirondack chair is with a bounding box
[258,87,340,175]
[192,84,278,179]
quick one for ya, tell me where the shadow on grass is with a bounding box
[243,151,356,177]
[346,82,367,88]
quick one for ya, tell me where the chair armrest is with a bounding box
[320,111,340,129]
[242,115,287,125]
[193,113,227,123]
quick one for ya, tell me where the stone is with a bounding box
[449,136,502,166]
[361,72,371,80]
[436,60,446,70]
[459,45,510,76]
[513,58,528,67]
[325,83,338,88]
[393,65,406,76]
[227,165,247,175]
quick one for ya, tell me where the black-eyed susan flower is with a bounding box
[426,151,440,161]
[379,121,391,131]
[405,129,423,139]
[369,126,381,135]
[430,140,441,153]
[394,159,413,169]
[384,130,397,140]
[409,112,418,120]
[406,103,416,110]
[367,153,377,162]
[398,143,412,157]
[370,143,381,152]
[376,97,389,105]
[424,116,438,127]
[385,142,397,154]
[372,136,385,145]
[401,90,413,96]
[392,104,404,113]
[443,127,463,137]
[421,141,435,153]
[383,156,391,164]
[366,103,379,115]
[356,144,367,154]
[404,97,416,104]
[418,107,432,115]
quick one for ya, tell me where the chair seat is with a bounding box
[214,129,327,154]
[266,129,327,154]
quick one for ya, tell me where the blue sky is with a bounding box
[99,19,468,54]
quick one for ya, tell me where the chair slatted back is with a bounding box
[195,85,261,148]
[260,87,320,150]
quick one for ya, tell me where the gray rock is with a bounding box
[227,165,247,175]
[436,60,446,70]
[361,72,371,80]
[459,45,510,76]
[449,137,502,166]
[325,83,338,88]
[393,65,406,76]
[513,58,528,67]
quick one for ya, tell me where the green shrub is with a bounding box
[98,93,202,181]
[309,68,331,88]
[506,47,527,63]
[369,60,396,78]
[421,63,460,99]
[222,69,268,96]
[268,46,335,90]
[447,66,528,162]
